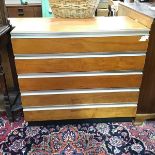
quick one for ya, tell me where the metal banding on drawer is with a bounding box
[21,88,139,96]
[15,52,146,59]
[18,70,143,78]
[11,29,149,38]
[23,103,137,111]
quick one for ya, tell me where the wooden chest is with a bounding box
[10,17,149,121]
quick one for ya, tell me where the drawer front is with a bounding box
[7,7,21,17]
[23,106,137,121]
[21,91,139,107]
[12,36,148,54]
[15,55,145,74]
[18,74,142,91]
[7,6,34,17]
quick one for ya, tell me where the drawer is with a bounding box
[21,90,139,107]
[15,53,145,74]
[18,73,142,91]
[12,36,148,54]
[7,6,34,17]
[23,105,137,121]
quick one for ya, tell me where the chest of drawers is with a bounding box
[10,17,149,121]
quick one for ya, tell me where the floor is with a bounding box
[0,112,155,155]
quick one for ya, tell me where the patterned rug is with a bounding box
[0,112,155,155]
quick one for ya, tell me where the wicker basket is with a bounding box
[49,0,100,18]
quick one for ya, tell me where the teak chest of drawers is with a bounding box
[10,17,150,121]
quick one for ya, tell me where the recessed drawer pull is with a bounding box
[18,71,143,79]
[11,30,149,38]
[15,52,146,60]
[18,8,24,12]
[23,103,137,111]
[21,88,139,96]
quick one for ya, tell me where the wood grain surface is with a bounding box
[10,16,148,34]
[18,74,142,91]
[21,92,139,106]
[15,56,145,74]
[12,36,148,54]
[24,106,137,121]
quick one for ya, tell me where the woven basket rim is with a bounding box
[49,0,100,18]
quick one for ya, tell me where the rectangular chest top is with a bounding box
[10,16,149,38]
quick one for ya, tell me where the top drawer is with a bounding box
[11,36,148,54]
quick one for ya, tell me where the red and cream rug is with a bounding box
[0,112,155,155]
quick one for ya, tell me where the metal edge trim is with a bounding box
[18,71,143,79]
[11,30,149,38]
[0,26,10,36]
[15,52,146,60]
[21,88,139,96]
[23,103,137,111]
